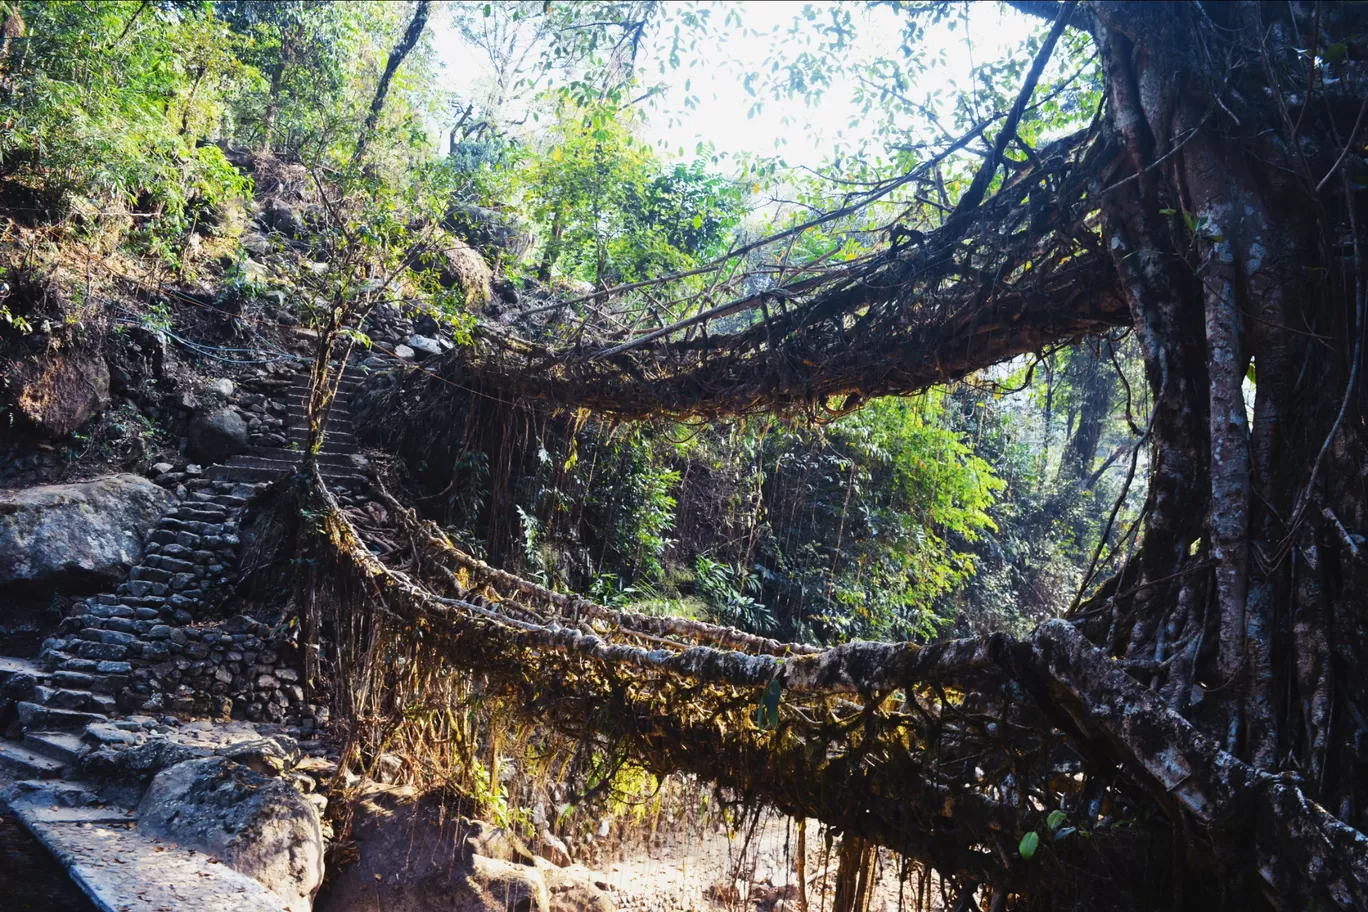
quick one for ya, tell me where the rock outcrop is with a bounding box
[411,231,492,307]
[315,786,612,912]
[257,197,304,238]
[0,474,173,594]
[4,345,110,437]
[137,756,324,912]
[443,203,534,262]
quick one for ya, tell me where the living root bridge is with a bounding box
[389,125,1127,422]
[304,467,1368,911]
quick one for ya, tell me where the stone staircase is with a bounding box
[1,362,372,772]
[0,655,306,912]
[208,366,369,491]
[0,360,376,911]
[0,656,108,786]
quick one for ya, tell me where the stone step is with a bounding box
[7,778,100,808]
[89,693,119,715]
[287,419,358,438]
[283,396,351,410]
[286,439,360,457]
[206,464,292,484]
[40,650,74,671]
[169,503,231,521]
[285,450,361,467]
[311,427,359,442]
[224,455,299,473]
[286,422,358,439]
[284,403,356,421]
[284,403,358,418]
[284,397,359,412]
[207,452,365,481]
[33,685,98,711]
[194,491,249,508]
[242,446,359,469]
[23,730,89,764]
[286,428,359,447]
[285,380,363,395]
[32,685,117,716]
[16,701,107,731]
[0,739,67,778]
[323,474,371,489]
[246,444,303,460]
[49,670,94,689]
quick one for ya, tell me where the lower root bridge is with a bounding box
[301,466,1368,910]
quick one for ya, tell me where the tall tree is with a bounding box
[353,0,430,166]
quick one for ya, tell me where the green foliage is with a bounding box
[695,554,776,634]
[582,428,680,580]
[3,2,253,242]
[935,340,1146,637]
[515,102,741,285]
[218,0,433,167]
[754,675,782,731]
[744,395,1001,643]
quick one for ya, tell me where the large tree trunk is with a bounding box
[1079,0,1368,868]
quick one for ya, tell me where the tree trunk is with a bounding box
[353,0,431,167]
[260,20,301,156]
[1057,344,1114,485]
[1077,0,1368,884]
[538,209,565,283]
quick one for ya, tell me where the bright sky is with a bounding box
[430,1,1033,174]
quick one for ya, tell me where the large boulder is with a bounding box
[0,473,172,594]
[3,346,110,437]
[188,407,249,462]
[411,231,492,307]
[407,334,444,359]
[443,203,534,262]
[257,196,304,238]
[137,757,324,912]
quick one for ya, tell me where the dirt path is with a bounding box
[586,813,937,912]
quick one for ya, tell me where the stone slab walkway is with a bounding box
[8,793,289,912]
